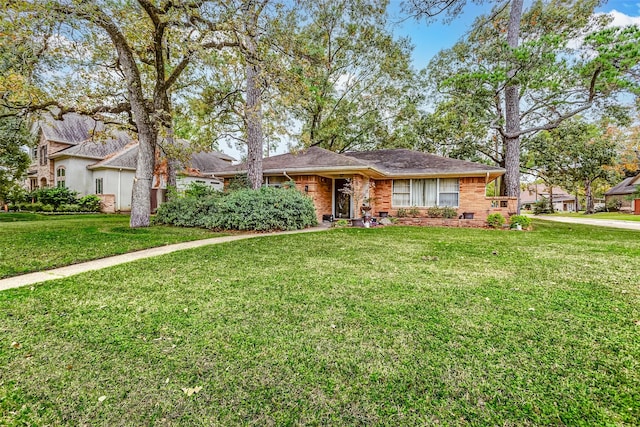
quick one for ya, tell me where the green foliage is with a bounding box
[533,197,553,215]
[30,187,78,209]
[408,206,421,217]
[603,199,622,212]
[184,181,217,199]
[334,219,349,228]
[155,187,317,231]
[487,213,506,228]
[441,206,458,219]
[509,215,532,229]
[226,174,251,192]
[78,195,102,212]
[0,117,32,204]
[427,206,443,218]
[396,208,408,218]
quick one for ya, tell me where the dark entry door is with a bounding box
[334,179,351,219]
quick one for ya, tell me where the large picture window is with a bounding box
[392,178,459,207]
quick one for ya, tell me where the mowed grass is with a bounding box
[1,222,639,425]
[549,211,640,221]
[0,213,220,278]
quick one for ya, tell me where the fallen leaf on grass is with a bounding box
[634,320,640,326]
[98,396,107,402]
[181,386,202,396]
[10,342,21,349]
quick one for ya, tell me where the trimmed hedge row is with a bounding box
[154,187,318,231]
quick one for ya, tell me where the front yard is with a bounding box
[0,213,221,278]
[1,222,639,425]
[548,211,640,221]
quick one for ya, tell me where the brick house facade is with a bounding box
[218,147,517,225]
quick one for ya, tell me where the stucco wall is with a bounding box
[93,169,135,211]
[55,158,95,194]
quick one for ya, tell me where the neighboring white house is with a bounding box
[26,113,234,212]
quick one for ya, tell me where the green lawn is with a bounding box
[0,213,221,278]
[549,211,640,221]
[1,223,639,425]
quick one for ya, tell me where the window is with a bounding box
[56,167,65,188]
[95,178,103,194]
[31,147,37,161]
[392,180,410,206]
[264,176,287,188]
[39,146,48,165]
[30,178,38,191]
[392,178,460,207]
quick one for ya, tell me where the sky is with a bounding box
[221,1,640,160]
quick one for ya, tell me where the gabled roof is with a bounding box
[88,142,138,170]
[38,113,106,145]
[520,184,573,204]
[191,151,236,174]
[217,146,504,180]
[49,131,132,161]
[605,174,640,196]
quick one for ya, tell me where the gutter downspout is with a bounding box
[117,169,122,212]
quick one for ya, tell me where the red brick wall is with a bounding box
[370,176,516,221]
[292,175,332,222]
[30,135,72,187]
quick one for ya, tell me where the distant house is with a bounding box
[26,113,234,212]
[605,174,640,214]
[216,146,515,223]
[520,184,578,212]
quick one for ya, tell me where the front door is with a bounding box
[334,179,351,219]
[635,199,640,215]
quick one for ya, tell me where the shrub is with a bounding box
[183,181,217,199]
[31,186,78,209]
[604,199,622,212]
[427,207,443,218]
[58,204,80,212]
[441,207,458,219]
[509,215,532,229]
[487,213,506,228]
[397,208,408,218]
[154,187,317,231]
[41,204,54,212]
[334,219,349,228]
[78,194,102,212]
[408,206,421,217]
[533,197,553,214]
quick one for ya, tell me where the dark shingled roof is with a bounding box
[218,146,504,178]
[39,113,106,145]
[344,149,504,176]
[89,143,138,170]
[605,174,640,196]
[49,130,132,160]
[190,151,235,174]
[219,146,368,175]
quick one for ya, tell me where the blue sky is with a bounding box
[389,0,640,69]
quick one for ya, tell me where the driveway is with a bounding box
[532,215,640,231]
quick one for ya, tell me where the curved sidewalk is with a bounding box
[532,215,640,231]
[0,225,330,292]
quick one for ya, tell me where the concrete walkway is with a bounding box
[532,215,640,231]
[0,225,330,292]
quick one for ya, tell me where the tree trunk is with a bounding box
[503,0,524,209]
[244,9,264,190]
[585,179,594,214]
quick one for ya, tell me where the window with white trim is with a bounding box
[264,176,287,188]
[56,167,66,188]
[95,178,103,194]
[392,178,459,207]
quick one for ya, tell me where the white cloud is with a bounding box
[604,10,640,27]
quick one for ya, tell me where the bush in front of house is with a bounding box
[487,213,506,228]
[509,215,532,229]
[154,186,317,231]
[77,195,102,212]
[30,187,78,210]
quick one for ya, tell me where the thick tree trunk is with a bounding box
[244,10,264,190]
[503,0,524,208]
[584,179,594,214]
